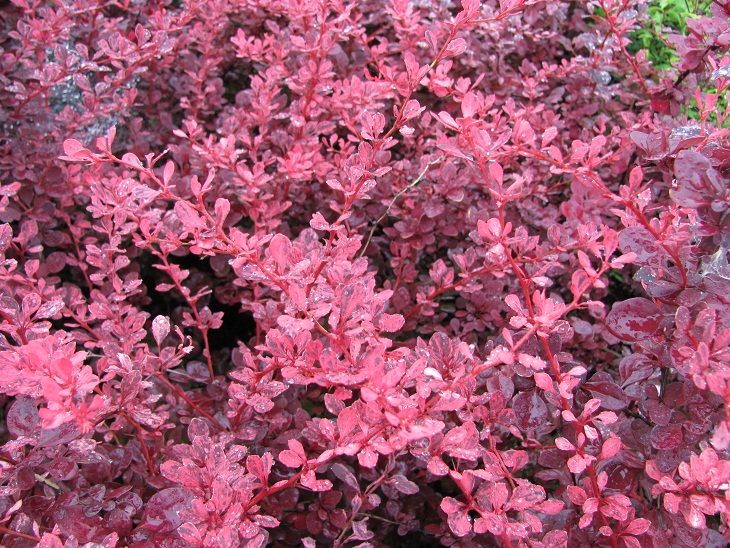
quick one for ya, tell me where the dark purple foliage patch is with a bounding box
[1,0,730,546]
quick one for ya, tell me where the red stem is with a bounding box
[0,526,41,543]
[155,372,227,431]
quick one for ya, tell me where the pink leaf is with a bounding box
[441,498,471,537]
[122,152,142,168]
[462,92,478,118]
[567,486,587,505]
[175,201,207,230]
[436,142,472,160]
[358,448,378,468]
[61,139,93,161]
[268,234,291,271]
[600,437,622,460]
[555,437,575,451]
[508,481,546,511]
[278,450,304,468]
[310,212,341,231]
[623,518,651,536]
[152,315,170,347]
[379,313,404,332]
[301,470,333,492]
[534,371,555,393]
[215,198,230,224]
[444,37,467,58]
[567,454,586,474]
[163,160,175,185]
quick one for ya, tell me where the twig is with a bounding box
[0,526,41,543]
[35,473,61,491]
[359,156,444,258]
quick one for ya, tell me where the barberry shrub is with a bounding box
[1,0,729,546]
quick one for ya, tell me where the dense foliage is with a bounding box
[1,0,730,546]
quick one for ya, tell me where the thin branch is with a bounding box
[359,156,445,258]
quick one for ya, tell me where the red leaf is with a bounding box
[606,298,663,342]
[512,390,548,431]
[392,474,419,495]
[650,423,684,450]
[650,92,671,114]
[7,396,39,438]
[143,488,195,533]
[584,372,629,411]
[330,463,360,491]
[619,226,666,268]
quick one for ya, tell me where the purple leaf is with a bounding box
[512,390,548,431]
[143,488,195,533]
[606,298,663,342]
[650,423,684,450]
[7,397,39,438]
[619,226,666,268]
[392,474,419,495]
[584,372,629,411]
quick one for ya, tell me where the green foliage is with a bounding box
[682,90,729,127]
[627,0,713,70]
